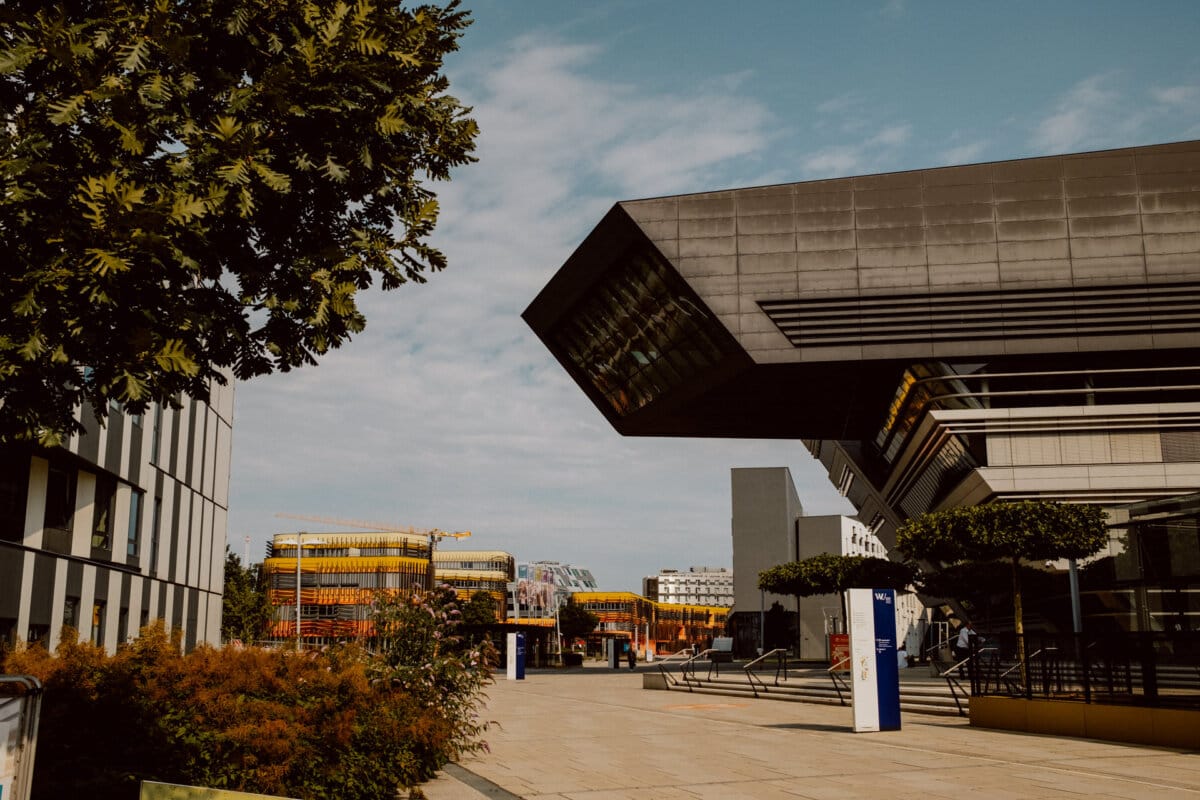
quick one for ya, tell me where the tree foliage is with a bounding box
[556,598,599,642]
[0,0,478,443]
[895,501,1109,566]
[220,547,270,644]
[897,500,1109,677]
[460,589,498,626]
[757,554,915,597]
[2,588,494,799]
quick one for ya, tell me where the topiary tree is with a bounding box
[0,0,478,443]
[896,500,1108,681]
[757,554,915,653]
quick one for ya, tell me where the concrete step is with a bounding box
[653,672,967,717]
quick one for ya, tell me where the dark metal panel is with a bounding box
[168,482,182,583]
[28,552,55,627]
[104,413,124,477]
[76,401,101,464]
[0,545,24,617]
[185,588,199,651]
[66,560,83,598]
[94,566,110,603]
[172,585,184,630]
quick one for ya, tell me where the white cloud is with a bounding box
[939,139,989,165]
[1032,75,1113,152]
[226,32,839,590]
[869,124,912,148]
[1152,84,1200,109]
[800,122,913,178]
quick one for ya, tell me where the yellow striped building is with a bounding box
[263,531,430,641]
[432,550,516,622]
[571,591,729,656]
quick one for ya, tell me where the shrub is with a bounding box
[2,589,493,800]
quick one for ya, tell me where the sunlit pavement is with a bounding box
[420,663,1200,800]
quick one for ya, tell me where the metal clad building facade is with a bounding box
[525,140,1200,634]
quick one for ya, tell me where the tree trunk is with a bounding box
[1011,556,1028,690]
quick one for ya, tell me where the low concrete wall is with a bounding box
[970,697,1200,749]
[643,673,669,690]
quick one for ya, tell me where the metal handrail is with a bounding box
[743,648,790,697]
[935,647,994,716]
[654,647,701,689]
[827,655,852,704]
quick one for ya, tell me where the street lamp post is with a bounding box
[281,533,323,649]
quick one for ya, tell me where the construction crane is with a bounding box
[273,512,471,588]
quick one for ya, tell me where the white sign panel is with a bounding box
[847,588,879,732]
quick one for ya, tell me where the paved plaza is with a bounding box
[421,664,1200,800]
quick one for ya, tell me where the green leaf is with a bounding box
[85,248,132,276]
[154,340,199,376]
[211,116,243,142]
[251,162,292,192]
[118,38,152,72]
[322,157,348,182]
[169,194,208,224]
[47,95,86,125]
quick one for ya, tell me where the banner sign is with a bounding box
[829,633,849,670]
[846,588,901,732]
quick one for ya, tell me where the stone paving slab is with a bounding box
[421,666,1200,800]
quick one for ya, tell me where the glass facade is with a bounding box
[549,243,737,416]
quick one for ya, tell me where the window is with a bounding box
[127,490,143,557]
[91,601,106,644]
[150,496,162,573]
[63,596,80,629]
[0,454,28,542]
[92,475,116,549]
[44,464,76,532]
[151,405,163,464]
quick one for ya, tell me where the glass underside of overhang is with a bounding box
[549,243,738,416]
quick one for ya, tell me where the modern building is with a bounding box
[262,530,431,641]
[0,383,233,653]
[433,549,515,623]
[570,590,727,657]
[643,566,733,606]
[524,140,1200,635]
[510,560,599,620]
[729,467,926,659]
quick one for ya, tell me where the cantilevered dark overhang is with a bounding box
[524,140,1200,440]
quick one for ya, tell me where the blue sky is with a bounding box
[227,1,1200,590]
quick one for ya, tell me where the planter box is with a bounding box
[971,696,1200,749]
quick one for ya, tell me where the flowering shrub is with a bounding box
[2,588,493,800]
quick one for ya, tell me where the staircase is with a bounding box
[651,654,967,717]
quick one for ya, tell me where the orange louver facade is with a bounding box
[570,592,728,656]
[263,532,431,641]
[433,549,516,622]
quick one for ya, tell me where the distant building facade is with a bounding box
[1,384,233,653]
[510,560,598,620]
[263,531,431,641]
[643,566,733,606]
[433,549,515,623]
[729,467,926,660]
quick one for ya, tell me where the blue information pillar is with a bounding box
[846,588,901,732]
[506,632,527,680]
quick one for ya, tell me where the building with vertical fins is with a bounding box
[0,381,233,652]
[524,140,1200,635]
